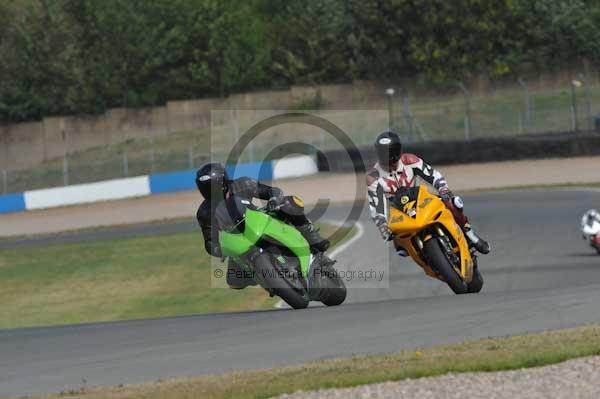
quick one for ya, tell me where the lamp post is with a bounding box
[457,82,472,140]
[579,72,592,131]
[385,88,395,131]
[401,88,414,142]
[571,79,582,132]
[518,78,531,130]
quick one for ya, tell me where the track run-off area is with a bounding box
[2,188,600,396]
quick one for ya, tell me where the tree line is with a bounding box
[1,0,599,122]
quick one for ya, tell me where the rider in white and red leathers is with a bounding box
[366,131,490,254]
[581,209,600,239]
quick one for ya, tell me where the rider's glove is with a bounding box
[439,187,453,203]
[374,215,394,241]
[268,187,285,207]
[267,195,284,210]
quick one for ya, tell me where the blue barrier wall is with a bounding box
[149,161,274,195]
[0,161,277,213]
[149,170,197,194]
[0,193,26,214]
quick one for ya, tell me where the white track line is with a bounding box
[275,221,365,309]
[328,221,365,258]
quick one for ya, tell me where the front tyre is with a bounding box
[253,253,309,309]
[423,238,468,294]
[467,267,484,293]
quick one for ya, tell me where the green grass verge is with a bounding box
[22,324,600,399]
[0,223,352,329]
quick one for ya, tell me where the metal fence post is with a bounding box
[63,156,69,186]
[2,169,7,194]
[571,79,580,132]
[319,128,326,149]
[231,108,240,162]
[517,78,531,129]
[123,152,129,177]
[580,72,592,131]
[248,140,255,163]
[149,136,156,174]
[518,110,524,134]
[385,88,395,132]
[457,83,471,140]
[401,88,414,142]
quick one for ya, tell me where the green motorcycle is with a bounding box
[218,200,347,309]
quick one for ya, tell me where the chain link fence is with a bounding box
[389,77,600,142]
[2,77,600,195]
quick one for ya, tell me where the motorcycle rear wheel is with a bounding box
[320,269,347,306]
[424,238,468,294]
[253,253,309,309]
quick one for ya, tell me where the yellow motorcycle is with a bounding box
[388,186,483,294]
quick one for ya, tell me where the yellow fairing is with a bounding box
[388,186,473,283]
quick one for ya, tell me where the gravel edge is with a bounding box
[274,355,600,399]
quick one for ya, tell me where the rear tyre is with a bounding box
[320,270,347,306]
[253,253,309,309]
[592,237,600,254]
[423,238,468,294]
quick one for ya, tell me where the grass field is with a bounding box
[24,324,600,399]
[0,223,352,329]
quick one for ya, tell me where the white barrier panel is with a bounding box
[272,155,318,180]
[24,176,151,210]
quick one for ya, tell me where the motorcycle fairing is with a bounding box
[219,209,312,277]
[388,186,474,282]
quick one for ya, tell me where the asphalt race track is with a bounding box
[2,189,600,396]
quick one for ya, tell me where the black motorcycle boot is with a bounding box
[309,252,337,301]
[393,240,410,257]
[310,252,336,281]
[226,259,257,289]
[463,223,491,254]
[319,253,336,270]
[296,223,331,253]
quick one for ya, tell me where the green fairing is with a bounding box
[219,209,311,276]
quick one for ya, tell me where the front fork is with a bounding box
[416,225,462,273]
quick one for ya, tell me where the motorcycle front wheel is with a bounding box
[467,267,484,293]
[423,238,468,294]
[253,253,309,309]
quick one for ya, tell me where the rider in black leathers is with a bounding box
[196,162,330,288]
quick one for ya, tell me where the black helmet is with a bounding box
[196,163,229,201]
[374,131,402,167]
